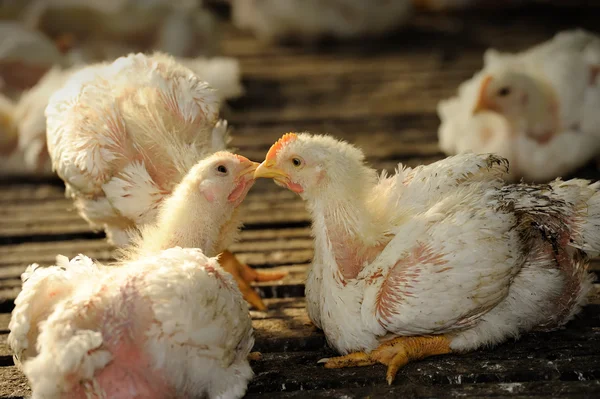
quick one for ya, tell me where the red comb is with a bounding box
[266,133,297,161]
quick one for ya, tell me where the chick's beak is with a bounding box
[254,160,289,181]
[239,161,260,179]
[473,75,493,114]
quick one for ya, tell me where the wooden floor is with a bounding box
[2,3,600,398]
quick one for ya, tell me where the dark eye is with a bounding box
[497,87,511,97]
[292,158,302,167]
[216,165,228,174]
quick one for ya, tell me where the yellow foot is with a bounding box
[248,352,263,361]
[318,335,452,385]
[218,250,288,311]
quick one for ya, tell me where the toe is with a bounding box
[318,352,376,369]
[241,285,267,311]
[252,269,288,282]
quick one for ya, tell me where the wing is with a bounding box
[374,153,509,219]
[140,248,254,368]
[361,189,518,336]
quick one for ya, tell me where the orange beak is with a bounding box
[254,159,289,182]
[238,159,260,179]
[473,75,493,114]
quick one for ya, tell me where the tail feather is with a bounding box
[8,255,101,366]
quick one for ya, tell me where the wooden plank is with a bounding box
[245,380,600,398]
[0,366,29,399]
[1,304,599,397]
[247,351,600,394]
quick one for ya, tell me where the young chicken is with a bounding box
[438,29,600,181]
[229,0,412,43]
[255,132,600,384]
[8,152,257,399]
[0,54,242,178]
[45,52,283,310]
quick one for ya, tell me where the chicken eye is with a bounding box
[216,165,228,175]
[292,158,303,167]
[497,87,511,97]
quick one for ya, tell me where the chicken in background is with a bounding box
[228,0,413,43]
[438,29,600,182]
[255,132,600,384]
[9,152,258,399]
[0,52,243,177]
[0,21,65,94]
[13,0,220,59]
[412,0,478,10]
[44,52,283,310]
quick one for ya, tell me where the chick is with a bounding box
[255,132,599,384]
[438,29,600,181]
[229,0,412,43]
[0,21,64,92]
[46,53,284,310]
[9,152,257,399]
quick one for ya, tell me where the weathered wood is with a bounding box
[245,380,600,398]
[0,367,29,399]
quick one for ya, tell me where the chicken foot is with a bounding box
[218,250,288,311]
[318,335,452,384]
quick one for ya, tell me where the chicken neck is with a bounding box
[307,182,388,280]
[133,183,235,258]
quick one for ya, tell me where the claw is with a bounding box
[218,250,287,311]
[317,335,452,384]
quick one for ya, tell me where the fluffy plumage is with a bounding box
[438,29,600,182]
[45,52,281,310]
[8,152,257,399]
[46,52,227,245]
[0,53,241,177]
[256,132,599,383]
[229,0,412,42]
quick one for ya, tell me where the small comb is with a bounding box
[266,133,297,161]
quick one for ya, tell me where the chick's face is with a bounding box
[473,72,533,118]
[253,133,325,195]
[255,133,367,198]
[194,152,259,208]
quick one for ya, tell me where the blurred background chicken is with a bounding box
[0,57,241,178]
[9,152,258,399]
[438,29,600,182]
[45,53,283,310]
[255,132,600,384]
[229,0,413,43]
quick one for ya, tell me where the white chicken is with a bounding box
[21,0,220,58]
[45,52,281,310]
[255,132,600,384]
[0,53,242,177]
[438,29,600,182]
[0,21,64,93]
[8,151,258,399]
[229,0,413,42]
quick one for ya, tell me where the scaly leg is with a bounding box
[319,335,452,385]
[218,250,288,311]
